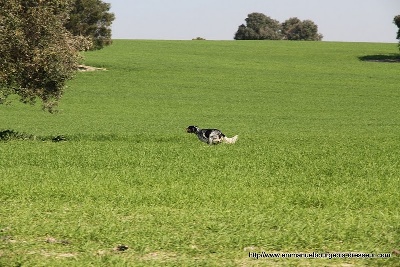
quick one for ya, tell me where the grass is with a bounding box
[1,40,400,266]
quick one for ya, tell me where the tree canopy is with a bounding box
[234,13,282,40]
[234,13,323,41]
[0,0,91,112]
[281,17,323,41]
[65,0,115,50]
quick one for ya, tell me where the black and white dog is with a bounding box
[186,126,238,145]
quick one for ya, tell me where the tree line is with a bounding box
[234,13,323,41]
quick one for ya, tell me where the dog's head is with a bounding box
[186,126,199,133]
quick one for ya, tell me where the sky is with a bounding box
[107,0,400,43]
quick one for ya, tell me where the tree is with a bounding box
[65,0,115,50]
[0,0,91,112]
[394,15,400,50]
[282,17,323,41]
[234,13,282,40]
[281,17,302,38]
[234,13,323,41]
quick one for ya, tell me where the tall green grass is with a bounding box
[1,40,400,266]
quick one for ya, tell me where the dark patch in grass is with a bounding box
[0,131,166,143]
[0,129,68,142]
[51,135,67,142]
[114,244,129,252]
[0,129,35,141]
[359,53,400,63]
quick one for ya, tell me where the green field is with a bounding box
[1,40,400,266]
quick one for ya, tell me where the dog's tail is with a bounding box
[222,135,238,144]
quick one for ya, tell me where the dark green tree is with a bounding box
[394,15,400,50]
[234,13,323,41]
[282,17,323,41]
[234,13,282,40]
[0,0,91,112]
[234,24,258,40]
[281,17,302,38]
[65,0,115,50]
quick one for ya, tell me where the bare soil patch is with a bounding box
[78,64,107,71]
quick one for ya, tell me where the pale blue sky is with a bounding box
[107,0,400,43]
